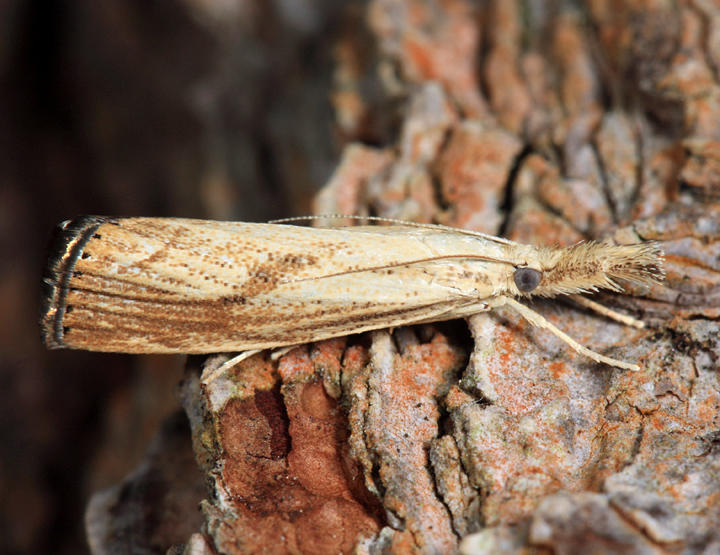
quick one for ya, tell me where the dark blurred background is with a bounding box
[0,1,372,552]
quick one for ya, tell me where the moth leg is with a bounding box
[569,294,645,329]
[201,349,263,385]
[414,299,492,322]
[270,345,296,360]
[201,346,299,385]
[499,297,640,371]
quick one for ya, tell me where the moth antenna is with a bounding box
[269,214,519,245]
[280,253,515,284]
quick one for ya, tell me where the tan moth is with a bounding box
[41,216,664,375]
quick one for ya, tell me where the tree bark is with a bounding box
[87,1,720,553]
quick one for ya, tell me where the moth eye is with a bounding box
[514,267,542,293]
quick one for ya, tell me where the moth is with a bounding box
[41,216,664,376]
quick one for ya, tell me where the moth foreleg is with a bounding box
[569,294,645,329]
[498,297,640,371]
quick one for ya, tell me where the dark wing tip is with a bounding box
[40,216,111,349]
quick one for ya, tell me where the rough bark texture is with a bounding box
[6,0,719,554]
[156,1,720,553]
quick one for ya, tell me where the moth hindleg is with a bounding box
[201,349,263,385]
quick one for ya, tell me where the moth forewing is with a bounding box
[41,216,664,372]
[42,217,516,353]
